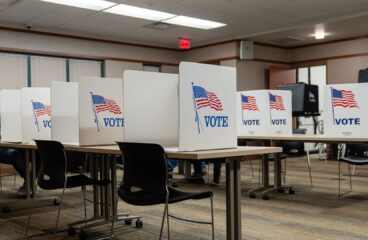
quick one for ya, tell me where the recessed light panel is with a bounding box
[163,16,226,30]
[40,0,117,11]
[104,4,176,21]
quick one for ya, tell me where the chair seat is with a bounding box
[118,186,213,206]
[66,174,110,188]
[168,187,213,204]
[340,156,368,165]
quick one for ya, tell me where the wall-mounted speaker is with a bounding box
[240,40,254,60]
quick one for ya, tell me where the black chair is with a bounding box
[271,128,313,187]
[27,140,112,239]
[116,142,215,240]
[339,143,368,197]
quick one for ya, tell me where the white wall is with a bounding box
[0,53,27,90]
[105,60,143,78]
[236,60,289,91]
[69,59,101,82]
[31,56,66,87]
[0,30,181,65]
[161,65,179,74]
[290,38,368,84]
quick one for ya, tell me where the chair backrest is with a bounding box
[282,128,307,154]
[346,144,368,157]
[35,140,67,190]
[116,142,168,195]
[66,152,88,173]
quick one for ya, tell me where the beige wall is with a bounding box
[327,56,368,84]
[182,42,238,62]
[290,38,368,84]
[290,38,368,63]
[105,60,143,78]
[236,60,289,91]
[0,29,182,79]
[161,65,179,74]
[0,30,181,64]
[4,27,368,87]
[254,44,290,63]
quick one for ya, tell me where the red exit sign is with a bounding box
[179,38,191,49]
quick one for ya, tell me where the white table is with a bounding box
[238,135,368,199]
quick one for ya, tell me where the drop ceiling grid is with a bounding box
[0,0,368,47]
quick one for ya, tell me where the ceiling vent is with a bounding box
[271,37,304,45]
[0,0,20,6]
[144,22,176,30]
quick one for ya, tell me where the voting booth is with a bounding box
[324,83,368,137]
[0,90,22,142]
[51,82,79,144]
[51,77,124,145]
[21,87,51,143]
[79,77,124,145]
[123,70,179,147]
[179,62,237,151]
[237,90,292,136]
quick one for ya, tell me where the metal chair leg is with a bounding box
[159,203,168,240]
[210,196,215,240]
[54,187,66,234]
[338,159,341,198]
[348,164,352,190]
[82,186,87,226]
[306,154,313,187]
[352,165,356,176]
[249,158,255,178]
[166,204,170,240]
[26,192,37,238]
[258,157,261,188]
[283,158,287,185]
[110,188,118,238]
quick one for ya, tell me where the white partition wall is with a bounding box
[21,87,51,143]
[123,70,179,146]
[237,90,292,136]
[324,83,368,137]
[0,90,22,142]
[179,62,237,151]
[79,77,124,145]
[51,82,79,144]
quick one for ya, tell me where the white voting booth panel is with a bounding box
[179,62,237,151]
[21,87,51,143]
[237,90,292,136]
[51,82,79,144]
[124,70,179,147]
[79,77,124,146]
[324,83,368,137]
[0,90,22,142]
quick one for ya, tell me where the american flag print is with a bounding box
[92,94,122,114]
[192,85,223,111]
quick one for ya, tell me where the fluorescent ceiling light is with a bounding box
[315,31,325,40]
[104,4,176,21]
[39,0,116,11]
[163,16,226,29]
